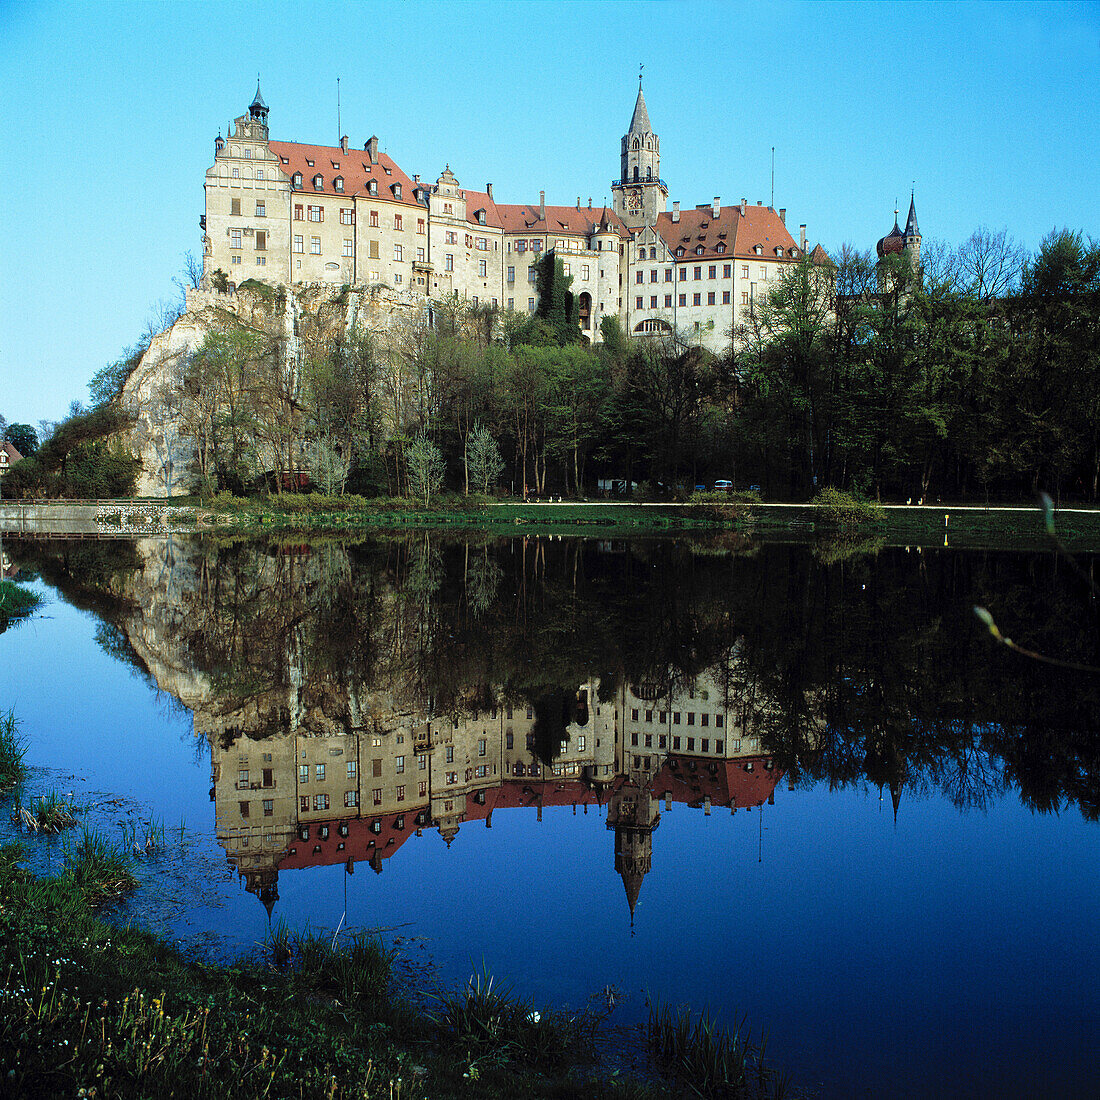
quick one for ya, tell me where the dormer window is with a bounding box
[754,244,763,255]
[331,161,340,169]
[695,245,704,255]
[392,183,402,199]
[384,166,392,175]
[292,172,302,189]
[306,159,314,167]
[775,247,783,257]
[334,176,344,192]
[313,174,323,190]
[368,179,378,195]
[477,209,486,225]
[280,156,289,164]
[716,243,725,254]
[790,248,800,259]
[676,247,685,257]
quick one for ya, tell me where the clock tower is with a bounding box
[612,78,668,229]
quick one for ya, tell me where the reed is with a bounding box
[10,789,78,833]
[0,709,27,791]
[63,825,136,902]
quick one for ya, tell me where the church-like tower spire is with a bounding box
[612,73,667,228]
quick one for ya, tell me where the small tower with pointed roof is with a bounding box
[903,191,921,271]
[876,192,921,290]
[612,75,668,229]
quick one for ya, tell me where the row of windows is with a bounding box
[636,264,741,284]
[630,709,726,728]
[630,735,726,756]
[635,292,733,309]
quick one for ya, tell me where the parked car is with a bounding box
[714,480,733,492]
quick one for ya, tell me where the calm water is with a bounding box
[3,533,1100,1098]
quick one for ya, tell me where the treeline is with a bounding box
[173,229,1098,503]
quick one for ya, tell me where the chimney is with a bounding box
[740,199,747,216]
[577,196,581,210]
[366,135,379,164]
[712,196,720,218]
[779,207,786,224]
[799,224,807,251]
[486,182,493,199]
[588,197,592,209]
[340,135,348,154]
[413,174,420,184]
[539,191,545,221]
[672,200,680,223]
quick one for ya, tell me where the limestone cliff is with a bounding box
[119,282,424,497]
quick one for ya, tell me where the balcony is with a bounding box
[611,178,668,190]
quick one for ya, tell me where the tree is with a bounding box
[405,433,445,505]
[4,424,38,457]
[534,252,581,345]
[466,422,504,495]
[957,227,1027,300]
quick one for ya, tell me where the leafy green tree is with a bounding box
[466,422,504,495]
[3,424,37,457]
[405,433,445,505]
[534,252,581,345]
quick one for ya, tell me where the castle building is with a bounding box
[203,80,812,352]
[875,193,922,288]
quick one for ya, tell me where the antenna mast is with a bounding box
[337,77,341,142]
[771,147,774,209]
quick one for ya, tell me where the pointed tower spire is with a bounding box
[249,77,269,128]
[628,83,651,135]
[905,191,919,238]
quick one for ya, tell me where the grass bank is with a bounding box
[0,833,798,1099]
[0,579,41,629]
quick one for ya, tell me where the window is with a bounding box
[563,263,570,276]
[508,297,514,309]
[715,714,724,728]
[631,732,639,747]
[478,259,487,277]
[665,267,673,281]
[528,297,535,311]
[343,239,353,257]
[255,201,265,217]
[313,793,329,811]
[701,738,710,753]
[742,265,749,278]
[650,269,658,283]
[232,168,239,178]
[334,176,344,191]
[528,268,537,283]
[708,292,716,305]
[230,229,242,249]
[315,763,325,781]
[392,183,402,199]
[395,214,403,230]
[419,780,427,796]
[372,758,382,778]
[293,234,303,253]
[446,771,457,785]
[515,239,526,253]
[664,294,672,307]
[369,240,379,259]
[582,264,589,280]
[394,244,403,261]
[238,768,249,788]
[344,790,358,807]
[445,230,456,244]
[680,267,689,280]
[673,736,681,750]
[636,271,644,284]
[694,266,701,280]
[308,205,322,222]
[741,291,749,305]
[715,740,724,753]
[708,265,716,279]
[636,296,643,309]
[445,746,454,763]
[724,264,732,278]
[230,198,241,215]
[239,800,250,817]
[676,246,684,257]
[687,712,695,726]
[701,713,709,728]
[255,231,266,251]
[687,737,695,752]
[347,761,357,779]
[693,293,702,306]
[311,236,321,254]
[372,788,383,806]
[292,172,302,188]
[678,293,686,307]
[476,237,487,250]
[417,218,425,234]
[418,754,426,770]
[645,710,652,723]
[263,799,273,816]
[395,755,405,774]
[299,764,309,784]
[368,179,377,195]
[370,210,379,227]
[313,174,323,190]
[507,265,515,282]
[340,208,354,225]
[294,204,303,221]
[300,796,309,813]
[443,202,453,214]
[256,255,266,266]
[396,784,406,801]
[650,296,658,308]
[673,712,681,724]
[445,253,453,271]
[645,734,652,748]
[722,291,731,304]
[417,246,425,261]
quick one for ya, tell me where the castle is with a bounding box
[202,79,814,353]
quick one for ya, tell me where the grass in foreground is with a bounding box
[0,578,41,628]
[10,788,78,833]
[0,709,27,791]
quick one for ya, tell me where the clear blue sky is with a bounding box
[2,0,1098,428]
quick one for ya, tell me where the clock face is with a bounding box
[628,188,642,212]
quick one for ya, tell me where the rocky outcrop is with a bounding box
[118,283,425,497]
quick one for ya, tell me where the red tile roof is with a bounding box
[655,203,799,263]
[461,188,504,230]
[278,813,420,872]
[651,754,782,810]
[1,441,23,466]
[497,203,628,238]
[268,141,423,208]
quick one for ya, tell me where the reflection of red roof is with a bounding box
[279,814,418,872]
[491,777,622,811]
[652,754,781,810]
[268,141,422,208]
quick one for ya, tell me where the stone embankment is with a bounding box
[0,500,201,538]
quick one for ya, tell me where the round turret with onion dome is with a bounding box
[877,212,905,259]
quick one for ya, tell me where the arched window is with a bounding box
[633,166,639,181]
[646,166,652,179]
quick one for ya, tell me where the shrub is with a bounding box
[0,710,27,791]
[810,487,884,530]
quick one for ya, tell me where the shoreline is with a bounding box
[0,496,1091,548]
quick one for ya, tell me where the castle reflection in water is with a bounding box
[213,670,783,918]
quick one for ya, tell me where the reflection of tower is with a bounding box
[241,864,279,917]
[606,781,660,923]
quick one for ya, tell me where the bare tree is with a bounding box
[956,226,1027,300]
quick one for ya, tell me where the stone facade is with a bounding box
[203,81,818,353]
